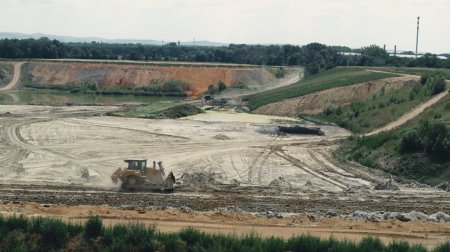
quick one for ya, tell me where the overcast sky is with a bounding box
[1,0,449,53]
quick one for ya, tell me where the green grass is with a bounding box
[370,67,450,79]
[312,82,432,133]
[245,67,398,110]
[337,93,450,184]
[1,214,448,251]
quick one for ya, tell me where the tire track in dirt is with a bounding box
[272,146,348,190]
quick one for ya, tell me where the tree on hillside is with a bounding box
[218,81,226,92]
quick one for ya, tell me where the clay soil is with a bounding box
[22,61,277,96]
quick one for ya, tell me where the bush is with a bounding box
[4,215,28,231]
[435,242,450,252]
[418,120,450,159]
[358,236,384,252]
[430,78,446,95]
[84,215,103,239]
[218,80,227,92]
[275,67,286,78]
[399,130,423,153]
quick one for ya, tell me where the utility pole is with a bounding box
[415,16,420,58]
[394,45,397,56]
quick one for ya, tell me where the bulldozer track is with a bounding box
[272,146,348,190]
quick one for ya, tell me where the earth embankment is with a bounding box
[255,76,418,117]
[21,61,276,96]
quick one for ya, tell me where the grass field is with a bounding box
[337,93,450,185]
[312,82,432,133]
[1,214,448,251]
[369,67,450,79]
[245,67,398,110]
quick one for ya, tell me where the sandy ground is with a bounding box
[0,65,449,246]
[0,105,351,190]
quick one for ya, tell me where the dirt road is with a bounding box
[366,86,449,136]
[0,62,23,91]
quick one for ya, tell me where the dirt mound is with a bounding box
[436,182,450,192]
[255,76,418,117]
[268,177,292,190]
[374,180,400,190]
[212,134,231,140]
[144,104,204,119]
[180,172,222,185]
[22,62,275,96]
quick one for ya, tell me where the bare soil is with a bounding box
[21,61,277,96]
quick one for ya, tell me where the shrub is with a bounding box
[4,215,28,231]
[399,130,423,153]
[218,80,227,92]
[418,120,450,159]
[275,67,286,78]
[84,215,103,239]
[430,78,446,95]
[358,236,384,252]
[34,217,68,249]
[435,242,450,252]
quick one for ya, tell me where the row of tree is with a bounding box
[0,38,449,74]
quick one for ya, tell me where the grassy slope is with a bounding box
[369,67,450,79]
[1,214,447,251]
[245,67,398,110]
[0,62,13,83]
[337,93,450,184]
[312,82,431,133]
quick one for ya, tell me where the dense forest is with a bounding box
[0,37,449,75]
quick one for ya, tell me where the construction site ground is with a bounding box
[1,61,450,247]
[1,105,450,247]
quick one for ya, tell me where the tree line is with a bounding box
[0,37,449,75]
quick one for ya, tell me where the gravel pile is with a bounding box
[214,205,244,213]
[344,210,450,222]
[374,180,400,190]
[436,182,450,192]
[268,177,292,190]
[212,134,231,140]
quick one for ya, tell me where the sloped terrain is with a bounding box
[255,76,417,117]
[20,61,276,96]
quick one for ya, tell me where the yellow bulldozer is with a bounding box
[111,159,175,192]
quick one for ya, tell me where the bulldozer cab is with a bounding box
[125,159,147,176]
